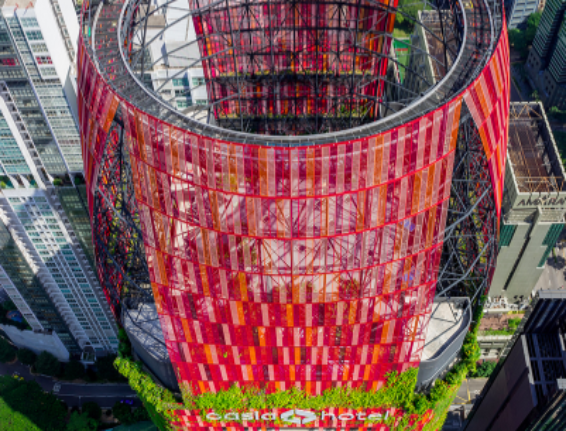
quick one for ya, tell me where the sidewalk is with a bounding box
[0,358,139,408]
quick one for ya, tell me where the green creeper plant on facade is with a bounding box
[114,297,485,431]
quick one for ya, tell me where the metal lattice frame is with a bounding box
[438,106,498,313]
[91,108,161,346]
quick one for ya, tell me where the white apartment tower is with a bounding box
[0,0,118,358]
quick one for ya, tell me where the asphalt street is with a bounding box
[0,359,139,408]
[442,378,488,430]
[453,378,488,406]
[535,247,566,293]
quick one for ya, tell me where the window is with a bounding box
[196,99,207,106]
[176,100,191,109]
[172,77,189,87]
[41,68,57,77]
[174,89,189,97]
[25,31,43,40]
[31,43,48,52]
[35,56,52,65]
[20,18,38,27]
[0,58,18,66]
[192,77,206,87]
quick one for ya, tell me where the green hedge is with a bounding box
[115,297,486,431]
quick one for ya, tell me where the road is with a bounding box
[510,75,523,102]
[453,378,488,405]
[0,359,139,408]
[535,246,566,293]
[441,378,488,431]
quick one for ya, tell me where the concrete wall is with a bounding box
[507,221,557,295]
[491,223,533,297]
[0,324,69,362]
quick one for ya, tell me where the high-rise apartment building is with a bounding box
[466,290,566,431]
[505,0,542,29]
[527,0,566,109]
[79,0,508,428]
[0,0,118,358]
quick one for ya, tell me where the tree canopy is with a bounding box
[509,12,542,58]
[63,359,85,381]
[82,402,102,421]
[34,351,61,377]
[526,12,542,44]
[16,349,36,366]
[0,338,15,363]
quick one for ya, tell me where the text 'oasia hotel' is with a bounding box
[78,0,509,428]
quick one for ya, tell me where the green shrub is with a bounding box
[507,318,522,330]
[63,359,85,381]
[66,411,97,431]
[34,351,61,376]
[133,405,151,422]
[113,400,134,425]
[0,338,15,363]
[469,361,498,378]
[82,401,102,420]
[52,178,63,186]
[16,348,36,366]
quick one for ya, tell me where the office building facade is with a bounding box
[527,0,566,109]
[489,103,566,310]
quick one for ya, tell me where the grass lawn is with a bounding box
[0,397,41,431]
[393,27,410,38]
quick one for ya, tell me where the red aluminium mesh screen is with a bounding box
[77,13,509,431]
[463,24,510,217]
[189,0,398,134]
[122,98,460,394]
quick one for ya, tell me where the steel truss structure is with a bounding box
[78,0,509,425]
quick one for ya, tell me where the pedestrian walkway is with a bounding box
[110,422,158,431]
[0,359,138,408]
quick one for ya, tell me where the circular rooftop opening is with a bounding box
[121,0,463,137]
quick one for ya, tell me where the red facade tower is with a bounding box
[78,0,509,427]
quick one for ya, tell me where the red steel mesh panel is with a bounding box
[463,24,510,217]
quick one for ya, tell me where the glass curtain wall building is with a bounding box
[0,0,118,358]
[79,0,509,427]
